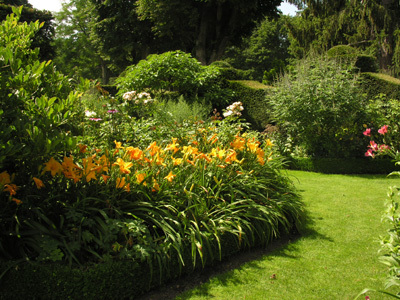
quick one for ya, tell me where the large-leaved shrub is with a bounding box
[0,7,86,179]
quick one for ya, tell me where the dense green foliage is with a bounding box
[0,2,55,61]
[0,7,85,179]
[116,51,232,109]
[269,55,367,158]
[223,15,291,82]
[361,73,400,101]
[53,0,103,81]
[287,0,400,75]
[228,80,272,131]
[0,11,304,299]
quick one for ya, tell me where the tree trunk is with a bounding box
[209,6,238,64]
[195,7,209,65]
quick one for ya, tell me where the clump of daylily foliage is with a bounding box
[0,114,303,270]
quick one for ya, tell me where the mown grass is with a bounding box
[174,170,400,299]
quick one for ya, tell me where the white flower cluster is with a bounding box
[223,101,244,118]
[85,110,96,117]
[122,91,153,104]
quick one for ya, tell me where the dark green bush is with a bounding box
[355,55,378,73]
[228,80,272,131]
[286,157,400,174]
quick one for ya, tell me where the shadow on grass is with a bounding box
[138,212,331,300]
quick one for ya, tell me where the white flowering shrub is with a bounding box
[122,90,157,118]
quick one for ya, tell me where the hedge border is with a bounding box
[286,157,400,174]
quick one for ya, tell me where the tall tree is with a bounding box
[53,0,107,81]
[90,0,171,77]
[136,0,283,64]
[285,0,400,73]
[224,15,292,82]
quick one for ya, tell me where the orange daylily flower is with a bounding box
[116,177,126,189]
[0,171,11,185]
[12,198,22,205]
[78,144,87,153]
[164,171,176,182]
[113,158,133,174]
[147,142,160,157]
[125,147,143,161]
[43,157,63,176]
[4,184,18,196]
[33,177,45,189]
[101,174,110,184]
[164,138,180,154]
[135,172,147,186]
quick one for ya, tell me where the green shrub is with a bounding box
[228,80,272,131]
[327,45,358,59]
[269,55,367,158]
[115,51,231,109]
[0,7,87,181]
[210,61,244,80]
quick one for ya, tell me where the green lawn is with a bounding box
[175,170,400,300]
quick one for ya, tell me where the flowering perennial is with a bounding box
[28,128,275,197]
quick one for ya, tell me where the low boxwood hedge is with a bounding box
[286,157,400,174]
[0,230,290,299]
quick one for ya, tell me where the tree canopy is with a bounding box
[286,0,400,74]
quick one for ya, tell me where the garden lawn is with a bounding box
[174,170,400,300]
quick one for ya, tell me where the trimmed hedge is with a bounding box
[286,157,400,174]
[0,229,292,299]
[359,72,400,100]
[228,80,272,131]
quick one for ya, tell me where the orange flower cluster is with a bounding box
[0,171,21,205]
[32,132,274,195]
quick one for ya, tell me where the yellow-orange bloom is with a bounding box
[43,157,63,176]
[247,138,260,153]
[12,198,22,205]
[101,174,110,184]
[136,172,147,186]
[113,158,133,174]
[230,136,246,151]
[125,147,143,161]
[164,138,180,154]
[164,171,176,182]
[78,144,87,153]
[147,141,160,157]
[4,184,18,196]
[172,157,183,166]
[114,140,124,155]
[0,171,11,185]
[33,177,45,189]
[210,147,226,160]
[116,177,126,189]
[152,179,160,192]
[225,149,239,164]
[265,139,274,147]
